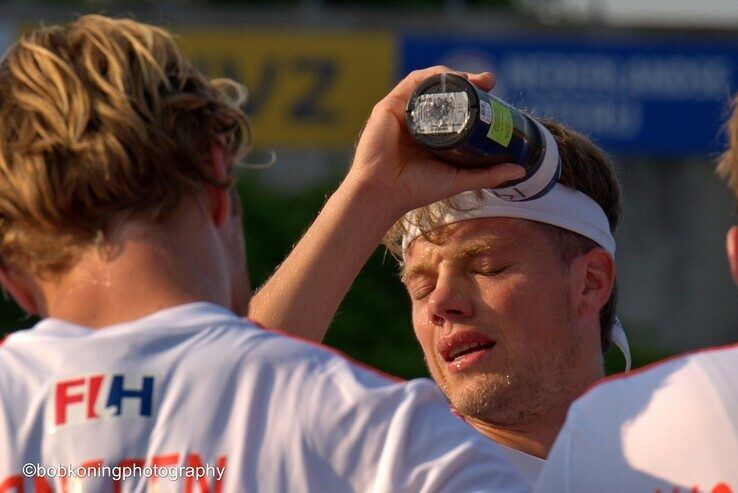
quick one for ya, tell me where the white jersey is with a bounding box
[534,344,738,493]
[0,302,527,492]
[499,444,545,488]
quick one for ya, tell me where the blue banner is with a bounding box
[401,34,738,156]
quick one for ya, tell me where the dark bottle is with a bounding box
[405,73,561,201]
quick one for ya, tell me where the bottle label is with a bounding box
[479,100,492,125]
[488,101,513,147]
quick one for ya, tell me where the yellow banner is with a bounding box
[177,28,396,149]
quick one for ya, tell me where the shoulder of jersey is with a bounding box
[579,341,738,403]
[246,318,404,384]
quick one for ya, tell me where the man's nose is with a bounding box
[427,277,474,325]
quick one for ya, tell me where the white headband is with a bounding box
[401,183,616,256]
[401,184,630,371]
[611,318,631,372]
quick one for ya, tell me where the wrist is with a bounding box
[338,170,406,228]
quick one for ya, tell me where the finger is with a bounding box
[467,71,495,91]
[449,163,526,195]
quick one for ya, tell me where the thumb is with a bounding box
[450,163,526,195]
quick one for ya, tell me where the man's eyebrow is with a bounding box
[400,264,434,283]
[455,240,509,259]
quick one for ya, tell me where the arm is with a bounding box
[247,177,398,341]
[248,66,525,341]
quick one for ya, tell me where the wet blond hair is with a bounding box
[0,15,251,277]
[718,95,738,200]
[386,119,622,351]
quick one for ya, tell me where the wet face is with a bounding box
[403,217,589,426]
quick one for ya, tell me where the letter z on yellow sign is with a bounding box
[177,28,395,149]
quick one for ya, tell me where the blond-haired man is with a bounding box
[252,77,627,485]
[531,101,738,492]
[0,16,531,492]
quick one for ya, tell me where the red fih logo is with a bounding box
[53,373,154,427]
[654,483,733,493]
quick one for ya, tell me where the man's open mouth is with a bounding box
[438,331,496,363]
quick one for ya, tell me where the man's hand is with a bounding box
[346,66,525,218]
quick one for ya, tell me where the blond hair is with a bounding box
[386,118,622,351]
[717,95,738,200]
[0,15,251,276]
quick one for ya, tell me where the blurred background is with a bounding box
[0,0,736,378]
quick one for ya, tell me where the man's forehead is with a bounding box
[408,217,538,250]
[403,217,541,266]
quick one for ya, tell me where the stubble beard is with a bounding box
[432,322,583,428]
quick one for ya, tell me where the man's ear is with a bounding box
[205,142,232,228]
[572,248,616,318]
[726,226,738,285]
[0,264,39,315]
